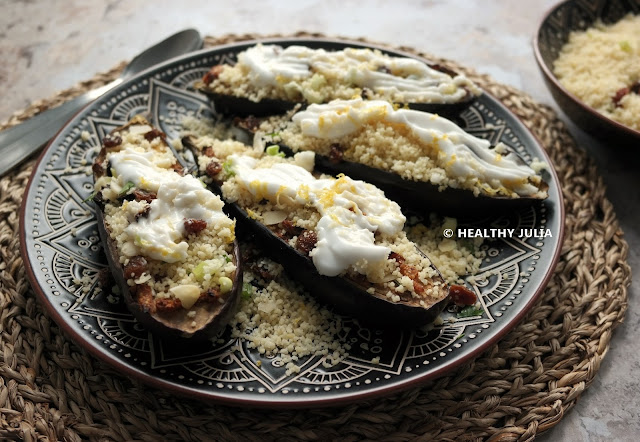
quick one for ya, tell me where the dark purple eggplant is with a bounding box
[200,90,476,120]
[205,92,298,118]
[195,58,478,119]
[234,209,449,328]
[310,152,549,217]
[231,124,549,217]
[96,210,242,340]
[93,117,242,341]
[183,135,452,328]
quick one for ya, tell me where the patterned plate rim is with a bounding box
[19,37,565,408]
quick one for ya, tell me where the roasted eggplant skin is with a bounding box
[207,92,297,118]
[196,58,478,119]
[311,152,550,217]
[230,125,549,217]
[201,90,476,120]
[95,208,242,340]
[92,118,242,341]
[182,137,450,328]
[226,201,448,328]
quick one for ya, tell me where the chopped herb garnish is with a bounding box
[224,254,232,263]
[241,282,253,299]
[222,160,236,177]
[83,190,98,203]
[265,145,285,157]
[457,305,484,318]
[455,333,465,341]
[266,131,280,138]
[118,181,135,196]
[620,40,632,53]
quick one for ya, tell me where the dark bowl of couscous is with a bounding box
[533,0,640,146]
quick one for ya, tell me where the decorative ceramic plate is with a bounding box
[20,39,564,408]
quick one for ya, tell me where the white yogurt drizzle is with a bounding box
[228,153,406,276]
[238,44,480,103]
[291,99,542,196]
[108,146,228,263]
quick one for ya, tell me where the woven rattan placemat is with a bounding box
[0,34,631,441]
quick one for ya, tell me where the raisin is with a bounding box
[329,143,344,164]
[206,160,222,177]
[184,219,207,235]
[135,205,151,221]
[233,115,261,132]
[389,251,405,265]
[449,285,477,305]
[282,219,301,236]
[203,146,216,157]
[412,279,426,295]
[103,134,122,148]
[296,230,318,255]
[399,263,419,280]
[393,257,428,296]
[133,190,157,203]
[124,256,148,279]
[613,87,629,107]
[170,162,184,175]
[276,220,302,240]
[144,128,165,142]
[92,162,104,177]
[202,65,224,85]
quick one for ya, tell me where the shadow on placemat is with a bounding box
[0,33,631,441]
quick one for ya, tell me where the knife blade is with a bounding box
[0,28,203,176]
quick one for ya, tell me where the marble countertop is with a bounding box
[1,1,637,440]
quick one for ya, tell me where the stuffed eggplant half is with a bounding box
[251,98,549,214]
[183,136,452,328]
[92,116,242,340]
[195,43,482,117]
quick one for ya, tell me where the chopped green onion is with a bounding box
[265,145,285,157]
[620,40,632,53]
[192,262,206,282]
[222,160,236,177]
[118,181,135,196]
[241,282,253,299]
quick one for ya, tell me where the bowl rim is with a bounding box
[532,0,640,141]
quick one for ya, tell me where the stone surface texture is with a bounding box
[0,1,637,440]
